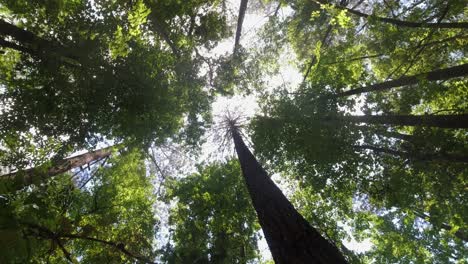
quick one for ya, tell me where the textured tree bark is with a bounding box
[0,146,114,189]
[334,63,468,97]
[341,114,468,129]
[230,127,347,264]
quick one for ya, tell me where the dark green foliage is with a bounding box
[250,0,467,262]
[0,150,157,263]
[0,0,228,155]
[163,160,260,263]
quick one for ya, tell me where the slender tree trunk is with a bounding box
[230,126,347,263]
[0,146,114,189]
[353,145,468,163]
[334,63,468,97]
[303,0,348,82]
[336,114,468,129]
[312,0,468,29]
[233,0,249,55]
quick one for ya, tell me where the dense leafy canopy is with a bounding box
[249,0,467,262]
[0,0,228,163]
[163,160,260,263]
[0,149,157,263]
[0,0,467,263]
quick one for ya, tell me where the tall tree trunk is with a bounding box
[0,146,114,189]
[311,0,468,29]
[334,63,468,97]
[230,126,347,263]
[335,114,468,129]
[233,0,249,55]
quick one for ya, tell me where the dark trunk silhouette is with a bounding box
[230,126,347,263]
[312,0,468,29]
[353,145,468,163]
[233,0,249,55]
[0,19,78,62]
[334,63,468,97]
[1,146,114,189]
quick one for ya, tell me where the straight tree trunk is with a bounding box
[334,63,468,97]
[233,0,249,55]
[312,0,468,29]
[338,114,468,129]
[230,126,347,263]
[0,146,114,189]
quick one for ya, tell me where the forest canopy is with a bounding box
[0,0,467,263]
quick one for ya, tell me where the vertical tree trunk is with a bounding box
[0,146,115,189]
[339,114,468,129]
[333,63,468,97]
[230,127,347,263]
[233,0,249,55]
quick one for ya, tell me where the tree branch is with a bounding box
[60,234,155,264]
[312,0,468,29]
